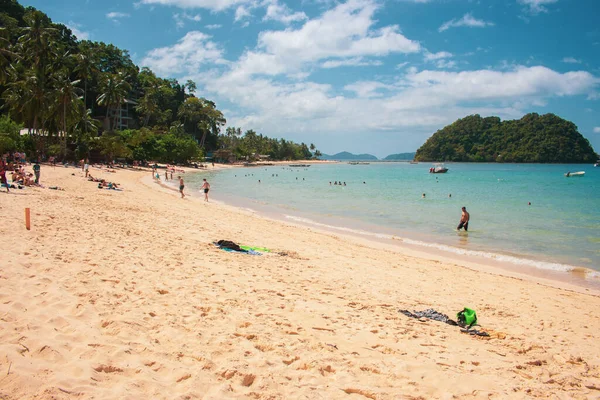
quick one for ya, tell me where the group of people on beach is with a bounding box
[0,154,42,192]
[151,165,210,201]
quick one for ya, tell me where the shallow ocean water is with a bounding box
[178,162,600,273]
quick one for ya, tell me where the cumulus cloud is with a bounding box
[263,1,308,24]
[594,127,600,133]
[517,0,558,14]
[195,65,598,146]
[205,24,222,29]
[140,0,598,150]
[251,0,420,73]
[140,31,227,76]
[137,0,251,11]
[562,57,581,64]
[439,13,494,32]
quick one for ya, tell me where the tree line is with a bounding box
[415,113,598,163]
[0,0,320,163]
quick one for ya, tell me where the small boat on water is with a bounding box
[348,161,370,165]
[289,164,311,167]
[565,171,585,177]
[429,163,448,174]
[409,161,418,164]
[594,160,599,167]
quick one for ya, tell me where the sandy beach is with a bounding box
[1,165,599,399]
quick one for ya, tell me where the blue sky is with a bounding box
[20,0,600,157]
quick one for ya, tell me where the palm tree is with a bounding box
[135,86,160,127]
[73,104,102,159]
[73,46,97,111]
[96,72,131,131]
[50,71,82,154]
[0,29,19,85]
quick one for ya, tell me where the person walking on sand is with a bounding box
[84,160,89,178]
[33,161,41,184]
[201,178,210,202]
[179,176,185,198]
[457,206,470,232]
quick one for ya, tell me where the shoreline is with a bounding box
[176,167,600,293]
[2,165,600,398]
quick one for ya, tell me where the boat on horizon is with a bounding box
[409,160,418,164]
[565,171,585,177]
[289,164,311,167]
[429,163,448,174]
[348,161,370,165]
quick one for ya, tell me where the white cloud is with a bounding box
[173,12,202,28]
[251,0,420,73]
[205,24,222,29]
[321,57,383,68]
[234,5,252,21]
[141,0,598,150]
[344,81,389,98]
[594,127,600,133]
[435,59,456,69]
[424,51,452,61]
[137,0,251,11]
[396,62,409,69]
[140,31,227,76]
[194,64,598,146]
[106,12,130,21]
[263,1,308,24]
[439,13,494,32]
[562,57,581,64]
[517,0,558,14]
[65,21,90,40]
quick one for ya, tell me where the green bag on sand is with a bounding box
[457,307,477,327]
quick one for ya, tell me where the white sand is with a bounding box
[1,164,599,399]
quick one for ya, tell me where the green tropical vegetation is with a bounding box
[415,113,598,163]
[0,0,320,163]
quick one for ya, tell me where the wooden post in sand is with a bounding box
[25,208,31,230]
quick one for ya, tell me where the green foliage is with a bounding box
[0,0,323,162]
[91,127,202,164]
[0,114,22,153]
[414,114,598,163]
[213,127,320,161]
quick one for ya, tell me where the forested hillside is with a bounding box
[414,113,598,163]
[0,0,320,163]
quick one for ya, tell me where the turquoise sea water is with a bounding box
[179,163,600,274]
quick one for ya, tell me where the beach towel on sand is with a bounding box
[215,240,262,255]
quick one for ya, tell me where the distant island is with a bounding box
[320,152,378,161]
[383,152,416,161]
[415,113,598,163]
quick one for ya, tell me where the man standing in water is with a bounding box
[179,176,185,198]
[457,206,470,231]
[201,178,210,202]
